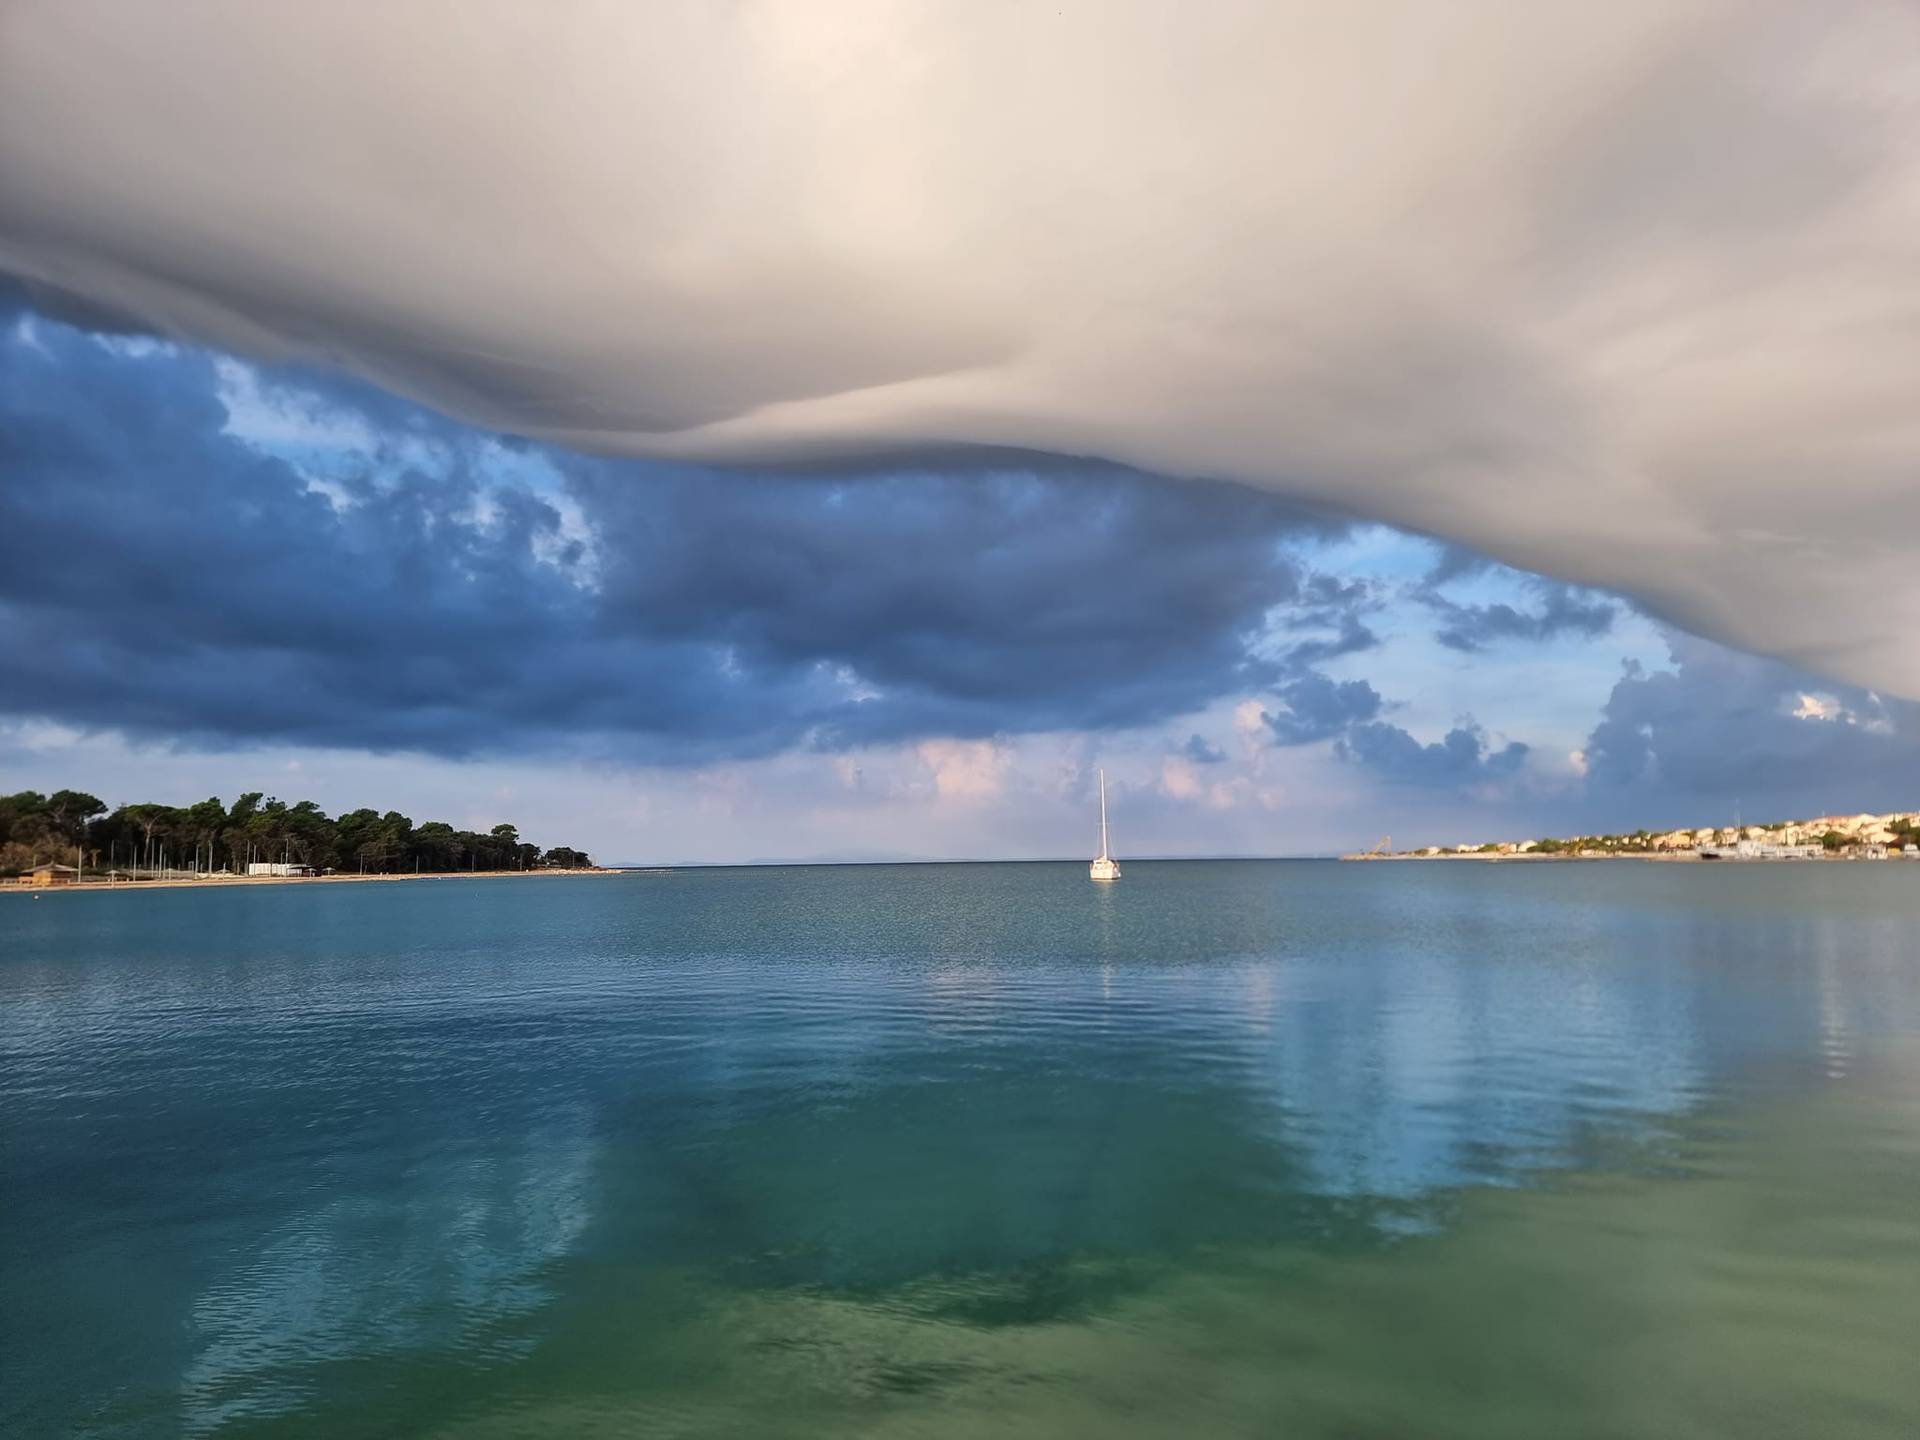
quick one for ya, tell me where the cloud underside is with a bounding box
[4,3,1919,696]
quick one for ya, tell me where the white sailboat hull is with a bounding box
[1090,767,1121,880]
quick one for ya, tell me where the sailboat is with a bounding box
[1089,768,1121,881]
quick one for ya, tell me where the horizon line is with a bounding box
[604,854,1339,870]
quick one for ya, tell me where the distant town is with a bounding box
[1348,811,1920,862]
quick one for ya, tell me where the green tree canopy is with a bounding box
[1,790,591,876]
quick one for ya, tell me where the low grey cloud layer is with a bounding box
[4,2,1917,697]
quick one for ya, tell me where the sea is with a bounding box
[4,860,1918,1438]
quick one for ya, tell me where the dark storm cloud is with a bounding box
[1180,735,1226,765]
[1278,613,1382,671]
[0,312,1350,760]
[1255,623,1531,791]
[1414,552,1617,652]
[1263,674,1385,747]
[1581,633,1920,813]
[1432,588,1615,652]
[1337,722,1530,788]
[0,331,775,758]
[566,457,1329,745]
[1245,602,1535,793]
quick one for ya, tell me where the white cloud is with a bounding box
[5,2,1920,695]
[1792,693,1845,722]
[1159,758,1201,802]
[1788,689,1898,737]
[915,739,1011,803]
[0,719,86,753]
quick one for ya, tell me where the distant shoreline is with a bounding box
[3,866,624,896]
[1339,851,1913,863]
[1341,851,1704,863]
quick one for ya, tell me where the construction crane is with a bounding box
[1340,834,1396,861]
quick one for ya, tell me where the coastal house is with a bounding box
[1719,839,1823,860]
[1421,807,1920,863]
[247,862,315,878]
[20,863,79,887]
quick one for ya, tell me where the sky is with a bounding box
[3,4,1918,863]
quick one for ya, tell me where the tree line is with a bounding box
[1,789,593,876]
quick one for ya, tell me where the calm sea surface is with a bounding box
[4,861,1919,1438]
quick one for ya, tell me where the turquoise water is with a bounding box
[4,861,1920,1437]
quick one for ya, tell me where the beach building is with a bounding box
[1701,838,1823,860]
[247,862,314,878]
[20,863,79,887]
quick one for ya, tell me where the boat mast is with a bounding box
[1098,768,1110,859]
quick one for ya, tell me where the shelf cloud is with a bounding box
[5,2,1918,694]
